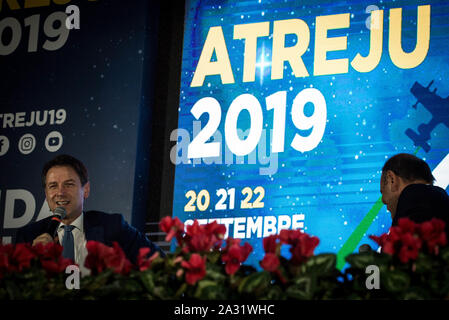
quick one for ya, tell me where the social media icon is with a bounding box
[49,137,59,146]
[18,134,36,155]
[45,131,63,152]
[0,135,10,156]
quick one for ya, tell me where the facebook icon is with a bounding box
[0,135,10,156]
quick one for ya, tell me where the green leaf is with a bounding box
[98,279,123,297]
[286,276,316,300]
[119,278,143,294]
[194,280,226,300]
[89,268,113,282]
[301,254,336,274]
[205,264,227,282]
[0,287,7,300]
[440,247,449,263]
[382,269,410,293]
[238,271,270,295]
[402,287,430,300]
[414,253,436,274]
[5,278,22,300]
[265,285,284,300]
[207,251,221,264]
[175,282,187,299]
[149,256,166,271]
[139,271,155,293]
[345,251,389,269]
[153,285,172,299]
[428,276,442,295]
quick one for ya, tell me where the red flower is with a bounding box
[185,221,213,252]
[279,229,319,265]
[290,234,320,265]
[32,242,64,260]
[1,243,69,278]
[397,218,419,234]
[40,257,73,275]
[260,253,280,272]
[205,221,227,249]
[33,242,73,275]
[419,218,447,254]
[221,238,253,275]
[85,241,132,275]
[0,244,14,278]
[160,216,184,243]
[108,242,133,275]
[263,235,280,254]
[181,253,206,285]
[183,220,226,253]
[85,241,111,273]
[279,229,302,245]
[369,218,436,263]
[0,243,39,278]
[397,233,422,263]
[137,247,160,271]
[11,243,36,272]
[370,233,396,255]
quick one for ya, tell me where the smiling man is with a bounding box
[15,154,164,268]
[380,153,449,234]
[44,159,90,227]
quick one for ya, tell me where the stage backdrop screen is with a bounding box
[171,0,449,269]
[0,1,159,243]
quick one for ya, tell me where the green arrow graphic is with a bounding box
[336,147,421,270]
[336,197,384,270]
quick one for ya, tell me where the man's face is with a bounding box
[380,171,398,218]
[45,165,90,220]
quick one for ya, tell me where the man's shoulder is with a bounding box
[403,184,449,200]
[396,183,449,223]
[84,210,124,225]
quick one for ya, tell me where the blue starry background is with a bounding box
[173,0,449,268]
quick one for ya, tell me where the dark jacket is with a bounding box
[15,210,165,264]
[393,184,449,234]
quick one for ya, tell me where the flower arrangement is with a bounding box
[0,242,74,299]
[344,217,449,299]
[1,217,448,300]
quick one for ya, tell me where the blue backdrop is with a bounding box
[172,0,449,268]
[0,0,159,242]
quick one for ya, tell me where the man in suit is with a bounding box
[15,154,164,269]
[380,153,449,234]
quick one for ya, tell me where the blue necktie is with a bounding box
[62,225,75,261]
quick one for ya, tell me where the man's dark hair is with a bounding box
[382,153,435,184]
[42,154,89,188]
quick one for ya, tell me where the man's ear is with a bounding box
[386,170,400,192]
[83,181,90,199]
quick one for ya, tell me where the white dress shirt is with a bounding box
[57,212,90,276]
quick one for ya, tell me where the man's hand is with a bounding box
[32,233,57,246]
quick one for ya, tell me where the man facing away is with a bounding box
[380,153,449,234]
[15,154,164,272]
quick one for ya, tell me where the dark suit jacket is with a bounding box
[393,184,449,234]
[15,210,165,264]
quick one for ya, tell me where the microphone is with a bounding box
[46,207,67,238]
